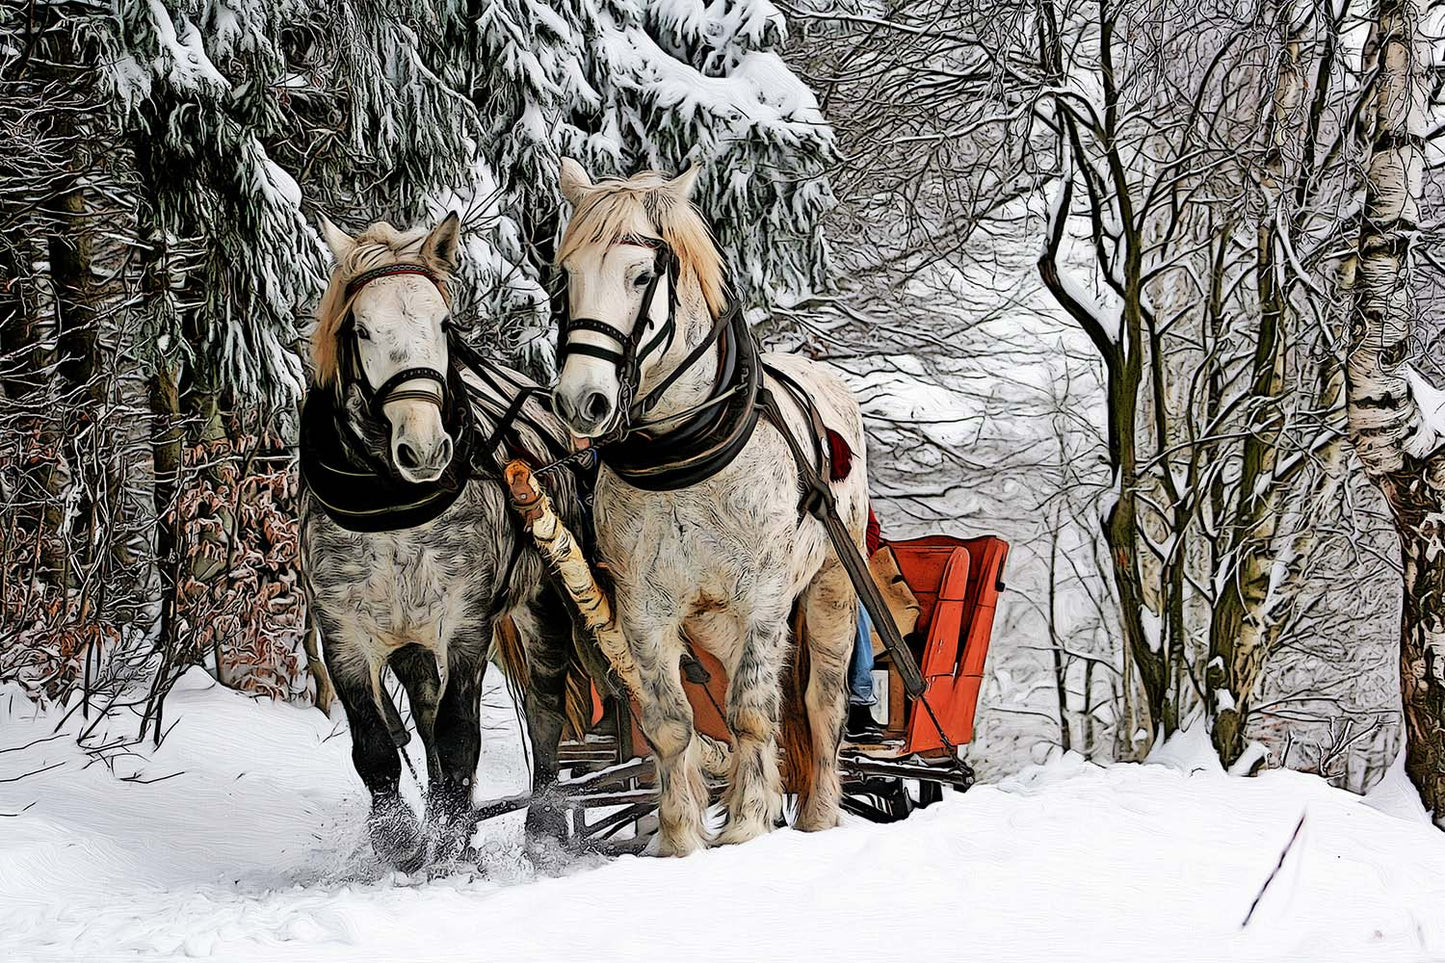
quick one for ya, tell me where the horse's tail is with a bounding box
[490,614,597,743]
[778,605,816,806]
[491,615,531,719]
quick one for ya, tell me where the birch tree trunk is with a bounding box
[1209,19,1307,768]
[1347,0,1445,823]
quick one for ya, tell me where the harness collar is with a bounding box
[590,299,761,491]
[300,362,477,532]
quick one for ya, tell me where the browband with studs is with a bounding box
[345,264,445,299]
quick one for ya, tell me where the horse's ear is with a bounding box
[319,215,356,263]
[422,212,462,269]
[559,157,594,206]
[666,164,701,199]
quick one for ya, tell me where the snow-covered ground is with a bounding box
[3,671,1444,963]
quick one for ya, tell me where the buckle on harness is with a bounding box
[798,473,835,520]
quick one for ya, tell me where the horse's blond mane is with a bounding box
[557,172,728,319]
[312,221,455,387]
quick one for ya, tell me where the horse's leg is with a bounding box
[390,644,442,780]
[715,594,790,847]
[631,618,709,856]
[392,642,476,861]
[322,633,425,871]
[429,637,488,861]
[513,597,572,843]
[795,557,853,831]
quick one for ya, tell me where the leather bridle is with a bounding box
[556,235,681,426]
[339,263,452,420]
[334,260,576,479]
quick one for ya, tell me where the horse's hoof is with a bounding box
[649,827,708,857]
[427,821,474,864]
[523,802,569,844]
[426,807,475,864]
[423,783,477,863]
[368,799,427,872]
[524,828,575,873]
[793,811,841,833]
[713,818,772,847]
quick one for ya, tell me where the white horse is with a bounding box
[550,161,869,855]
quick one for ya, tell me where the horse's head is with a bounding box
[313,213,462,483]
[552,159,727,437]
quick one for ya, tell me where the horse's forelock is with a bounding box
[311,222,455,388]
[558,174,728,320]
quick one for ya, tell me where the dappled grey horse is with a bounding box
[299,212,590,870]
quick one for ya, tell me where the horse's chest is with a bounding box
[596,477,803,599]
[302,514,485,649]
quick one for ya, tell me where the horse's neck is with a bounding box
[637,299,718,424]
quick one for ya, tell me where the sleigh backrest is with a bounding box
[888,535,1009,750]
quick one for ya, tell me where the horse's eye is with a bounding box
[355,325,371,341]
[634,272,654,288]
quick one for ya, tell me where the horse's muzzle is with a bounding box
[393,431,453,483]
[553,386,616,438]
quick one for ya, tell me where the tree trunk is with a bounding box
[1048,524,1073,752]
[1037,131,1166,748]
[1346,0,1445,823]
[1209,23,1304,767]
[149,364,183,628]
[47,185,99,391]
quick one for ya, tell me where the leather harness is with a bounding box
[556,238,938,712]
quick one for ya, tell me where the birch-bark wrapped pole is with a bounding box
[504,460,731,778]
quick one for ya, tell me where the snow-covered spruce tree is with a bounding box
[101,0,843,400]
[310,0,835,370]
[103,0,327,409]
[1346,0,1445,824]
[75,0,340,724]
[0,1,160,701]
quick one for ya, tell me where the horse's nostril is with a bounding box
[582,391,611,422]
[434,437,453,468]
[397,442,421,470]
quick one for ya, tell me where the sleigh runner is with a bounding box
[484,460,1009,843]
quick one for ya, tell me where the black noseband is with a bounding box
[367,366,448,418]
